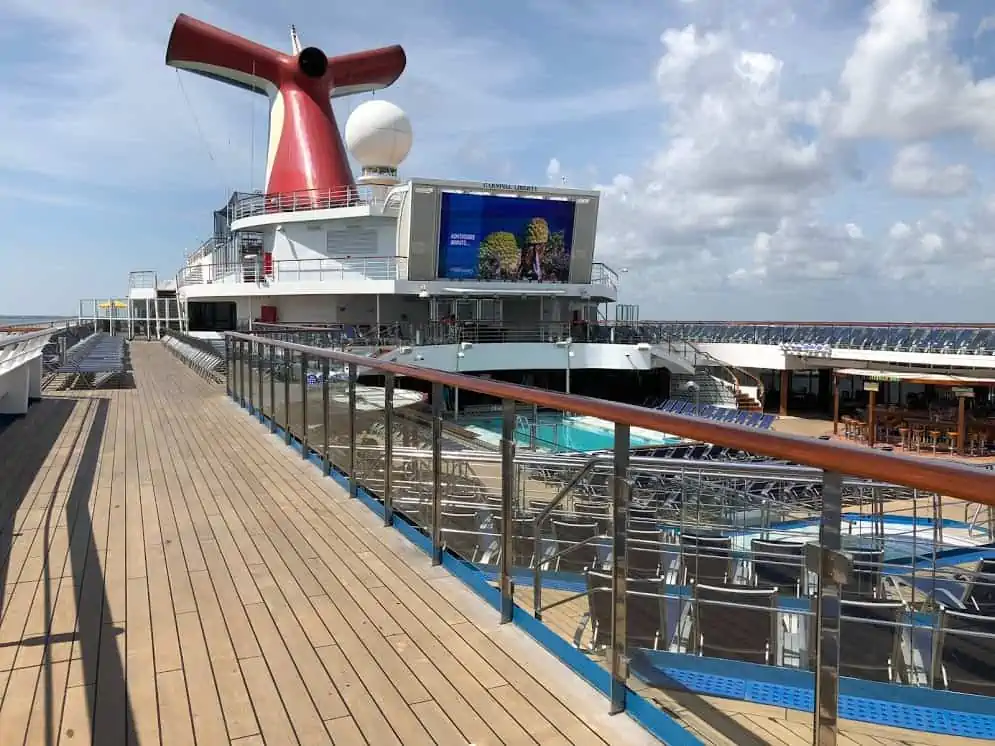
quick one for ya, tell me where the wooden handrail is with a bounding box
[227,332,995,505]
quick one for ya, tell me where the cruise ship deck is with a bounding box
[0,344,658,746]
[3,333,995,745]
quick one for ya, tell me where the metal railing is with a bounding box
[0,323,90,384]
[222,331,995,744]
[176,255,408,286]
[230,185,390,220]
[590,262,619,289]
[652,321,995,356]
[128,270,158,289]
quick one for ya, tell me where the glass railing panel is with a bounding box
[223,332,995,745]
[352,375,387,498]
[387,403,432,534]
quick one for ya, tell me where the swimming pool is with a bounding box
[463,413,683,453]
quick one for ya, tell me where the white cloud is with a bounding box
[833,0,995,145]
[587,22,834,297]
[553,0,995,316]
[889,143,973,196]
[882,199,995,285]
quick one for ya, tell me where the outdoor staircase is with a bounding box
[669,370,737,408]
[735,391,763,412]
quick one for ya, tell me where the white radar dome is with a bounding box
[344,100,413,169]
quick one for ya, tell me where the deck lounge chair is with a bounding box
[751,539,806,596]
[680,534,732,586]
[931,608,995,697]
[692,584,777,665]
[575,570,667,651]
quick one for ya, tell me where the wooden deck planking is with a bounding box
[0,342,660,746]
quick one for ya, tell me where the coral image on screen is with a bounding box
[437,192,575,282]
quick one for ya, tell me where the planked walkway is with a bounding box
[0,343,661,746]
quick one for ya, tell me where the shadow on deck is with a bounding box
[0,343,659,746]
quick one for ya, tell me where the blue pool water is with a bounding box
[464,413,682,453]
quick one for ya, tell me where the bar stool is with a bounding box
[898,426,909,450]
[947,431,959,455]
[911,425,925,452]
[928,429,942,454]
[971,431,988,456]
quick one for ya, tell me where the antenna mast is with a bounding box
[289,25,302,55]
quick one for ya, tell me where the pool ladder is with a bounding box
[515,414,561,451]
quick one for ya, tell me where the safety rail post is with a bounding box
[237,339,245,407]
[348,363,358,499]
[224,336,232,397]
[300,353,309,458]
[383,373,395,527]
[430,381,443,565]
[256,340,264,417]
[283,350,291,446]
[268,345,276,433]
[247,340,254,413]
[810,470,847,746]
[321,358,330,476]
[499,398,516,623]
[609,423,631,715]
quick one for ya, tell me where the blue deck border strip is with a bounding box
[236,400,703,746]
[234,397,995,742]
[632,652,995,741]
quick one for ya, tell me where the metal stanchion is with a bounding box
[499,397,516,623]
[283,350,291,445]
[383,373,395,526]
[247,340,254,413]
[809,471,848,746]
[321,357,330,475]
[268,345,276,433]
[300,353,309,458]
[348,363,357,498]
[609,423,631,715]
[430,381,443,565]
[224,336,231,397]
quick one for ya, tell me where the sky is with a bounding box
[1,0,994,321]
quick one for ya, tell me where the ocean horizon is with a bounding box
[0,315,71,327]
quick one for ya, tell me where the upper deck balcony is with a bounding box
[6,330,995,744]
[228,185,399,231]
[175,254,620,301]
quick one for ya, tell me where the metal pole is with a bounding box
[609,423,631,715]
[300,353,309,458]
[383,373,395,526]
[812,470,845,745]
[236,340,244,406]
[322,357,330,475]
[268,345,276,433]
[224,336,232,398]
[500,397,516,623]
[257,339,264,418]
[565,340,571,395]
[247,340,254,413]
[454,348,460,424]
[431,381,443,565]
[348,362,358,498]
[283,351,291,445]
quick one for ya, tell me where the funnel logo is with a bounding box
[166,14,406,196]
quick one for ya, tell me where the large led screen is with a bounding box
[437,192,576,282]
